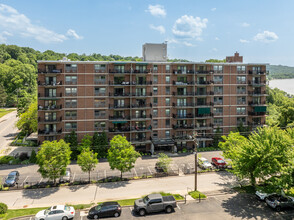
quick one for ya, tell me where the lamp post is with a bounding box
[193,131,199,191]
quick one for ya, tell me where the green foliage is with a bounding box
[188,191,207,199]
[79,134,92,152]
[205,59,226,63]
[36,140,71,184]
[212,126,222,147]
[29,150,37,163]
[0,156,14,164]
[167,58,190,62]
[92,131,108,158]
[64,131,78,160]
[268,64,294,79]
[16,99,37,135]
[0,83,7,107]
[220,127,294,188]
[157,153,172,173]
[77,147,99,182]
[0,203,8,214]
[107,135,141,179]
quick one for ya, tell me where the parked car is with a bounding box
[255,191,278,201]
[134,193,177,216]
[35,205,75,220]
[265,194,294,212]
[59,168,71,183]
[4,171,19,186]
[87,202,121,219]
[211,157,226,169]
[198,157,212,169]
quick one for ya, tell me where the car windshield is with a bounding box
[65,171,70,176]
[44,207,51,215]
[203,161,210,165]
[64,206,70,211]
[95,204,102,211]
[7,176,15,180]
[217,160,225,163]
[143,196,150,204]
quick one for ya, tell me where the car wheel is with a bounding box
[93,214,99,219]
[165,206,173,213]
[114,212,120,217]
[139,209,146,216]
[62,216,68,220]
[275,206,281,212]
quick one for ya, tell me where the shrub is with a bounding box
[19,152,29,161]
[188,190,207,199]
[21,159,30,165]
[29,150,37,163]
[0,156,14,164]
[0,203,8,214]
[11,158,21,165]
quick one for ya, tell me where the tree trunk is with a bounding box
[121,171,122,180]
[89,171,91,183]
[250,172,256,188]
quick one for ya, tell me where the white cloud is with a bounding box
[241,22,250,27]
[215,37,219,40]
[212,48,218,52]
[0,4,83,43]
[67,29,83,40]
[172,15,208,39]
[149,24,165,34]
[183,41,196,47]
[165,38,195,47]
[211,8,216,11]
[240,39,250,43]
[0,31,13,43]
[253,31,278,43]
[146,4,166,17]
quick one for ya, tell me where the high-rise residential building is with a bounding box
[37,48,267,153]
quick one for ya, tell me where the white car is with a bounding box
[198,157,213,169]
[35,205,75,220]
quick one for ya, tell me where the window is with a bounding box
[166,65,170,72]
[95,75,106,84]
[165,109,170,117]
[136,88,146,96]
[153,97,158,105]
[44,100,57,109]
[237,76,246,84]
[252,66,261,73]
[237,86,246,94]
[94,122,106,130]
[95,110,106,118]
[94,64,106,72]
[213,107,223,115]
[65,87,77,96]
[114,65,125,73]
[153,131,158,137]
[114,99,125,108]
[65,76,77,85]
[166,86,170,95]
[135,65,146,73]
[213,76,223,84]
[45,76,56,85]
[65,111,77,120]
[214,86,223,95]
[165,130,170,138]
[65,64,77,72]
[177,76,187,83]
[153,87,158,94]
[165,76,170,83]
[177,65,187,74]
[166,98,170,106]
[213,65,223,72]
[95,87,106,96]
[166,119,170,126]
[214,97,223,105]
[177,109,186,117]
[94,99,106,108]
[45,88,56,97]
[65,123,77,131]
[45,112,56,121]
[237,107,246,115]
[153,76,158,84]
[153,120,158,128]
[177,98,186,106]
[237,97,246,105]
[237,66,246,72]
[237,117,246,125]
[213,128,223,134]
[65,99,77,108]
[153,65,158,72]
[214,118,223,126]
[153,109,158,117]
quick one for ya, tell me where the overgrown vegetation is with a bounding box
[188,191,207,199]
[268,64,294,79]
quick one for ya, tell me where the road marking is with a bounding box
[39,178,43,184]
[147,166,152,175]
[21,176,29,186]
[177,204,181,210]
[80,211,87,216]
[133,168,138,177]
[129,207,133,211]
[29,217,32,220]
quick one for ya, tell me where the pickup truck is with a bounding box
[134,193,177,216]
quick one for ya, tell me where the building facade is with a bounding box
[37,52,267,153]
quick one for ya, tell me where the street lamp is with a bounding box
[193,131,199,191]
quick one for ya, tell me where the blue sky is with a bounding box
[0,0,292,65]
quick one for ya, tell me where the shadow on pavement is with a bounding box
[68,183,91,192]
[4,132,18,138]
[221,193,283,219]
[22,186,60,199]
[98,180,130,189]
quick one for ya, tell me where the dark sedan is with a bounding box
[4,171,19,186]
[87,202,121,219]
[266,194,294,212]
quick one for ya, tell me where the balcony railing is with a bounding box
[109,127,131,132]
[248,111,266,116]
[38,81,62,86]
[173,92,194,96]
[131,114,152,119]
[38,105,62,110]
[95,92,107,96]
[173,113,194,119]
[38,129,62,135]
[109,93,130,97]
[131,92,152,97]
[38,69,62,74]
[195,91,214,96]
[38,117,62,123]
[248,101,266,106]
[173,103,195,107]
[95,80,107,85]
[131,103,152,108]
[196,81,213,85]
[173,81,194,86]
[196,70,214,74]
[248,91,267,96]
[109,69,131,74]
[196,113,214,117]
[196,102,214,106]
[109,116,131,120]
[38,93,63,98]
[173,124,194,129]
[248,80,267,86]
[248,70,267,75]
[65,104,77,108]
[109,104,130,109]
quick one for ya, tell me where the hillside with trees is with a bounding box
[268,64,294,79]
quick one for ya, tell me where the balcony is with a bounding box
[196,70,214,74]
[95,114,106,119]
[109,127,131,132]
[173,81,194,86]
[195,113,213,118]
[109,69,131,74]
[109,116,131,120]
[248,80,267,86]
[133,69,149,74]
[131,92,152,97]
[131,114,152,120]
[38,129,62,135]
[195,124,213,130]
[195,91,214,96]
[38,105,62,111]
[173,92,194,96]
[94,69,106,73]
[131,138,150,143]
[38,81,62,86]
[173,124,194,130]
[248,121,264,127]
[195,81,213,85]
[196,102,214,106]
[173,113,194,119]
[38,117,62,123]
[38,69,62,74]
[172,135,193,141]
[65,93,77,97]
[38,93,62,100]
[95,80,107,85]
[248,70,267,75]
[248,111,266,116]
[131,103,152,108]
[248,91,267,96]
[109,104,130,109]
[173,103,195,108]
[248,101,266,106]
[109,93,130,97]
[65,81,77,85]
[65,104,77,108]
[197,134,213,140]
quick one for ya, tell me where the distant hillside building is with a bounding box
[37,46,268,153]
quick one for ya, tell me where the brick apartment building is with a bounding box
[37,44,267,153]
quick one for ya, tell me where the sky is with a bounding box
[0,0,293,65]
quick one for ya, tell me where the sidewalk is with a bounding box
[0,172,239,209]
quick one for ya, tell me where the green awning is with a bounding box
[254,106,267,113]
[111,121,127,124]
[198,108,210,114]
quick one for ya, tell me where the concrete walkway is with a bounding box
[0,172,239,209]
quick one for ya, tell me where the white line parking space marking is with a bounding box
[80,211,87,216]
[129,207,133,212]
[133,168,138,177]
[147,166,152,175]
[39,178,43,184]
[177,204,181,210]
[72,172,76,182]
[21,176,29,186]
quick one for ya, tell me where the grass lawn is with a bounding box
[188,190,207,199]
[0,109,15,118]
[0,207,46,220]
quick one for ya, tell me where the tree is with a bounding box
[212,126,222,148]
[36,140,71,185]
[220,127,294,188]
[92,131,108,158]
[77,147,99,182]
[16,99,37,135]
[65,131,78,160]
[107,135,141,179]
[79,134,92,152]
[0,83,7,107]
[29,149,37,163]
[156,153,172,173]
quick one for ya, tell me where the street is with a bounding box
[15,193,294,220]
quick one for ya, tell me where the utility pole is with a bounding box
[193,131,199,191]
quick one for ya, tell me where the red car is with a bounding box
[211,157,226,168]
